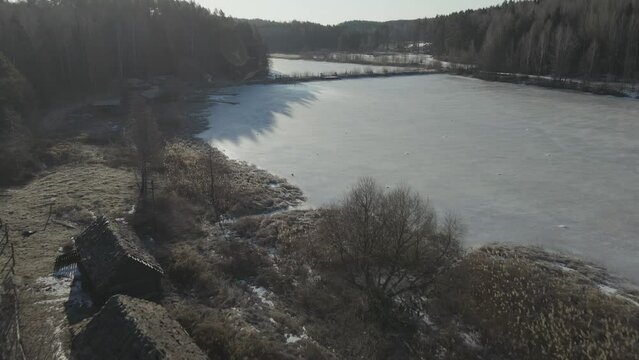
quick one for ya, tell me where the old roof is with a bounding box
[72,295,207,360]
[75,217,163,292]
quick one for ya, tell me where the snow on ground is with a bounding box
[34,276,73,302]
[285,333,308,344]
[598,284,618,295]
[51,322,69,360]
[34,268,92,307]
[460,331,482,349]
[285,327,309,344]
[536,260,577,273]
[421,313,435,328]
[250,285,275,307]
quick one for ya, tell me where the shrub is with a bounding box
[170,305,290,360]
[216,240,270,280]
[315,177,464,313]
[166,247,209,287]
[131,192,206,242]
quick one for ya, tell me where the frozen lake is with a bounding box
[200,60,639,281]
[269,58,404,76]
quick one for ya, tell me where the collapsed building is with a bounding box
[72,295,207,360]
[74,216,163,303]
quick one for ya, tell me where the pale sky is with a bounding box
[199,0,503,25]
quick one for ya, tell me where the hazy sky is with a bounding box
[200,0,503,25]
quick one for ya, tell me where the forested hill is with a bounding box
[427,0,639,80]
[248,19,420,53]
[0,0,269,103]
[250,0,639,81]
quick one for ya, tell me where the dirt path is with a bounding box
[0,146,136,359]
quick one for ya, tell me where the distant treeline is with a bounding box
[248,19,422,53]
[0,0,269,103]
[251,0,639,81]
[427,0,639,80]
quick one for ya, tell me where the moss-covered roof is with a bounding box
[75,217,163,294]
[72,295,207,360]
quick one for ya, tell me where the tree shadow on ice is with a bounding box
[199,83,319,144]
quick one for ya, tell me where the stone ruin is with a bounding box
[72,295,207,360]
[74,216,163,303]
[71,218,208,359]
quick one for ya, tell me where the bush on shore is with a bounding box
[314,177,464,315]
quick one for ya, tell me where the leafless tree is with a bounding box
[317,177,464,310]
[129,94,162,197]
[163,141,236,224]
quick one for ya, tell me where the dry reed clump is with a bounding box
[215,239,271,280]
[165,247,211,288]
[445,249,639,360]
[231,211,321,249]
[169,304,300,360]
[37,141,82,166]
[164,140,304,217]
[160,244,250,306]
[132,191,206,242]
[164,140,237,217]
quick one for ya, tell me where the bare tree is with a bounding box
[317,177,464,310]
[129,94,162,196]
[163,141,236,223]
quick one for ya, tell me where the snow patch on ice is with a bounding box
[597,284,639,307]
[537,260,576,273]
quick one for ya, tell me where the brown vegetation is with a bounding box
[163,140,304,218]
[433,246,639,359]
[164,140,236,221]
[315,177,464,314]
